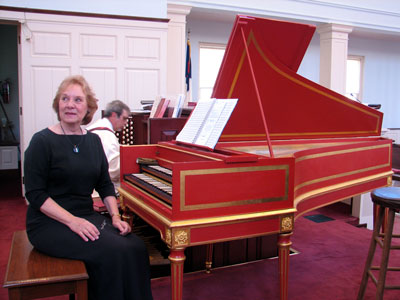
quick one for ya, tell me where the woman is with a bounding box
[24,75,153,300]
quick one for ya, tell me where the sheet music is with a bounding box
[195,100,226,146]
[176,98,238,149]
[201,99,238,149]
[176,99,215,143]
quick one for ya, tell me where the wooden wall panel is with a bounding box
[17,12,168,154]
[80,34,117,59]
[32,32,71,57]
[31,67,70,131]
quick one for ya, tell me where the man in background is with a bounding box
[87,100,130,197]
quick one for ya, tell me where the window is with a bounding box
[198,43,226,100]
[346,56,364,102]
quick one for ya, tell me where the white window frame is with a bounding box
[198,42,226,100]
[346,55,365,102]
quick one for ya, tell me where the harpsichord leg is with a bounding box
[278,232,293,300]
[121,207,134,228]
[205,244,213,274]
[169,249,186,300]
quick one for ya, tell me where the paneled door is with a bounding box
[18,12,168,154]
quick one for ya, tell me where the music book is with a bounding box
[172,94,185,118]
[149,96,163,118]
[155,99,170,118]
[176,98,238,149]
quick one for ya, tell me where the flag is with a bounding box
[185,39,192,92]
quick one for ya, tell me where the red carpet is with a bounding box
[1,174,400,299]
[150,211,400,300]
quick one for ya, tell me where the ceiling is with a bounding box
[187,7,400,42]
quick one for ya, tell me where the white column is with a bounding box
[317,24,353,95]
[318,24,375,228]
[167,4,191,101]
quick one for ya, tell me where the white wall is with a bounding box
[2,1,399,129]
[187,17,321,101]
[0,0,167,19]
[349,36,400,129]
[186,18,232,101]
[172,0,400,33]
[187,15,400,131]
[297,35,320,83]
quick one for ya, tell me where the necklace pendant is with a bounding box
[73,145,79,153]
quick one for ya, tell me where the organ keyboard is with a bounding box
[119,15,393,300]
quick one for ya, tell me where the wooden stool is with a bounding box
[3,230,88,300]
[357,187,400,300]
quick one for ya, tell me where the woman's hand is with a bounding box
[68,216,100,242]
[111,216,131,236]
[103,195,130,235]
[39,198,100,242]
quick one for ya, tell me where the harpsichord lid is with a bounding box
[212,15,383,142]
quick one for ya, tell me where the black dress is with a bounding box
[24,128,153,300]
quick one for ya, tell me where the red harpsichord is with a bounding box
[118,15,392,300]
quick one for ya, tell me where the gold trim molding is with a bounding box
[280,215,294,232]
[165,228,172,246]
[119,186,296,228]
[294,143,391,192]
[294,172,392,207]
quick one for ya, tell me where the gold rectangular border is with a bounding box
[180,165,290,211]
[187,216,281,245]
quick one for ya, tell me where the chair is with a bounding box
[357,187,400,300]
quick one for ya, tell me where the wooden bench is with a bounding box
[93,196,120,214]
[3,230,88,300]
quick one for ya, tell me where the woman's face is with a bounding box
[58,84,88,125]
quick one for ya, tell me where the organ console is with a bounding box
[118,15,393,300]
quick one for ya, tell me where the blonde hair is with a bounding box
[52,75,98,125]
